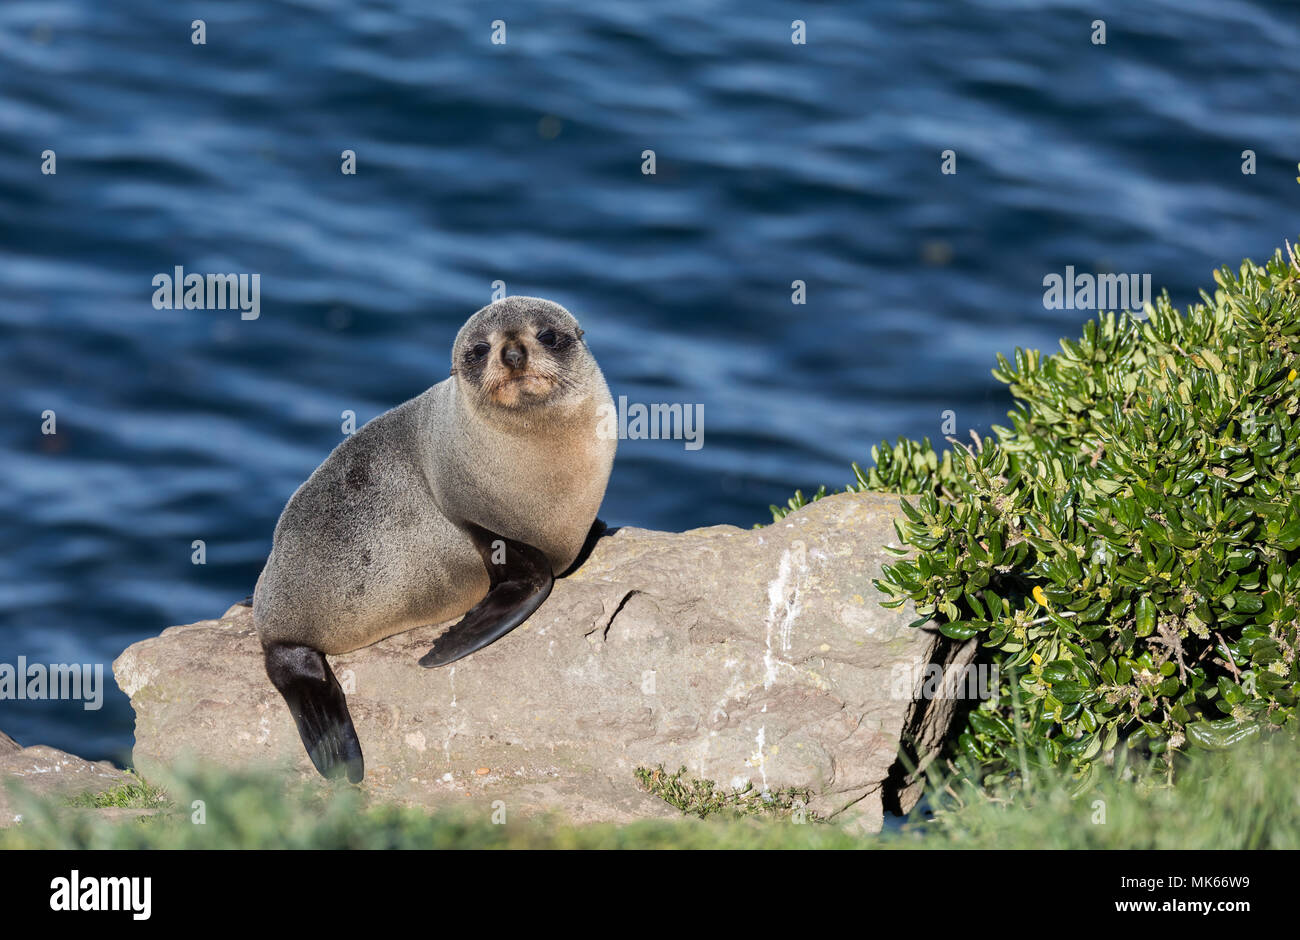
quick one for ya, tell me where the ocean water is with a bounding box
[1,0,1298,762]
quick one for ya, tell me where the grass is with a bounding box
[912,735,1300,849]
[633,765,821,821]
[2,737,1296,849]
[62,775,170,810]
[1,763,853,850]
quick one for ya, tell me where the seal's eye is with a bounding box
[470,343,490,360]
[537,329,558,348]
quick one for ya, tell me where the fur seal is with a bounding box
[252,297,616,782]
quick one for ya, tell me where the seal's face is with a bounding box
[454,298,588,410]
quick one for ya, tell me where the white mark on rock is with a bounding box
[763,547,804,687]
[443,715,467,762]
[752,724,770,794]
[405,731,427,753]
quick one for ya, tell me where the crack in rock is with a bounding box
[585,590,640,642]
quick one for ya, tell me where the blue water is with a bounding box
[2,0,1298,763]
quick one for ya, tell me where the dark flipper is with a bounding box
[264,642,364,783]
[418,523,554,668]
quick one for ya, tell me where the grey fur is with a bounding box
[253,297,616,655]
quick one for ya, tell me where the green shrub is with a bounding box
[767,438,957,522]
[780,237,1300,786]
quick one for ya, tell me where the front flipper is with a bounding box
[419,523,554,668]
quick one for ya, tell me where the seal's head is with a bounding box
[452,297,595,411]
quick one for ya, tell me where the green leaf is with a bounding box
[1135,595,1156,637]
[1041,660,1075,683]
[939,621,982,640]
[1185,717,1261,750]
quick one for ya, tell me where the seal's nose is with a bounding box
[502,344,526,369]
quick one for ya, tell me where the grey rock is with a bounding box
[114,492,974,831]
[0,744,135,828]
[0,729,18,752]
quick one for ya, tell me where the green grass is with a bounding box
[1,764,853,850]
[62,775,170,810]
[913,735,1300,849]
[633,765,821,821]
[2,738,1296,849]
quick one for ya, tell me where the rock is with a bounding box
[0,742,136,828]
[0,730,18,752]
[114,492,974,831]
